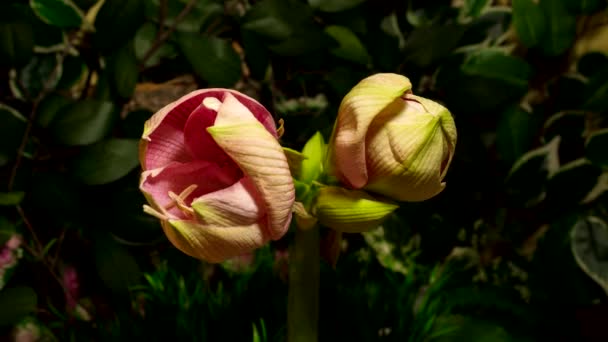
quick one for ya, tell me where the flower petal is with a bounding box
[208,94,295,240]
[313,186,398,233]
[162,219,267,263]
[140,160,242,219]
[329,73,412,188]
[365,109,446,201]
[191,177,265,227]
[141,89,277,170]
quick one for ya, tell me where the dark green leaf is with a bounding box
[30,0,83,28]
[563,0,604,14]
[325,25,369,65]
[176,33,241,87]
[586,129,608,168]
[538,0,576,56]
[36,94,72,128]
[110,44,138,98]
[547,76,585,110]
[243,0,312,41]
[71,138,139,185]
[0,192,25,206]
[134,23,176,68]
[50,99,115,146]
[511,0,546,48]
[29,172,81,225]
[403,25,467,68]
[546,159,602,206]
[505,137,560,206]
[0,7,34,67]
[95,236,141,294]
[268,27,332,56]
[461,49,532,89]
[0,103,26,167]
[0,217,16,245]
[571,216,608,294]
[0,287,37,327]
[496,106,542,166]
[241,30,270,80]
[93,0,145,52]
[582,67,608,112]
[308,0,365,12]
[461,0,491,19]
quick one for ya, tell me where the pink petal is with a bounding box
[192,177,265,227]
[208,94,295,240]
[140,160,242,219]
[141,89,276,170]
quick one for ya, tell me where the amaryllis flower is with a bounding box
[139,90,295,262]
[327,73,457,202]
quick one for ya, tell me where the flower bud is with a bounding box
[327,73,457,201]
[312,186,398,233]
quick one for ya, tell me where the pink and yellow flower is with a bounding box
[139,90,295,262]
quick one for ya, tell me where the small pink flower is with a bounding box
[140,90,295,263]
[6,235,22,250]
[0,248,14,266]
[62,266,79,309]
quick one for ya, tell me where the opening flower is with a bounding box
[139,89,295,262]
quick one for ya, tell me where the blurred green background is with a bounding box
[1,0,608,340]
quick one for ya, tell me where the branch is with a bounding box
[7,45,72,191]
[139,0,197,70]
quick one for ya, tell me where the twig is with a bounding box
[16,205,44,255]
[7,46,72,191]
[157,0,168,37]
[139,0,197,70]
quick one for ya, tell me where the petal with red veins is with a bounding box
[162,219,267,263]
[207,94,295,240]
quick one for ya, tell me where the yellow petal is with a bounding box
[163,219,267,263]
[208,94,295,240]
[328,73,412,188]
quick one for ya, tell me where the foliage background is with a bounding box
[1,0,608,340]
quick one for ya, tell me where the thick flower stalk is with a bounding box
[139,89,295,263]
[327,73,457,202]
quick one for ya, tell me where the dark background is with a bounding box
[1,0,608,341]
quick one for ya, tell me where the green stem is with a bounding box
[287,225,320,342]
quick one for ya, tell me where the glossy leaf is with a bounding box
[461,0,491,19]
[93,0,145,52]
[461,49,532,89]
[50,99,115,146]
[30,0,83,28]
[325,25,369,65]
[511,0,546,48]
[506,137,560,206]
[109,44,138,98]
[176,33,241,87]
[571,216,608,294]
[71,138,139,185]
[563,0,604,14]
[496,106,541,166]
[0,12,34,67]
[538,0,576,56]
[11,54,62,100]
